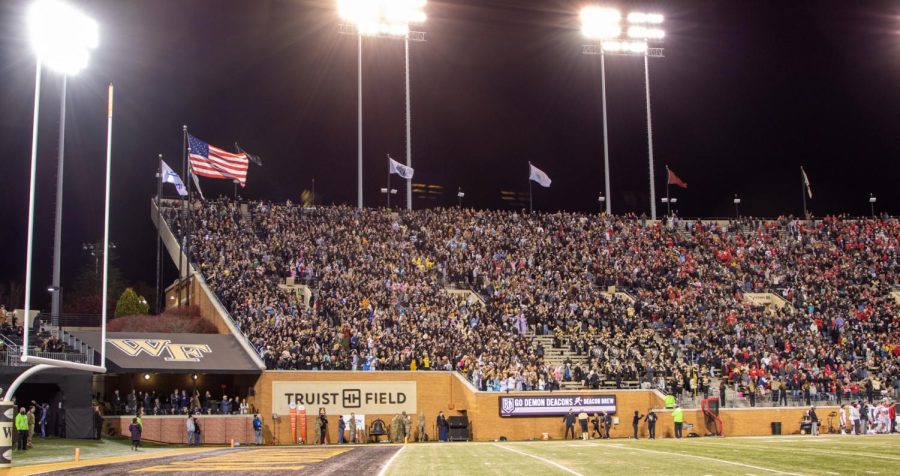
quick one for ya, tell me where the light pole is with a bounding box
[83,242,116,294]
[733,194,741,219]
[338,0,427,210]
[381,187,398,208]
[457,187,465,208]
[597,193,606,212]
[661,197,677,217]
[581,7,664,219]
[869,194,877,217]
[24,0,97,335]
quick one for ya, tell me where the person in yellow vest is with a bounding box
[15,407,29,451]
[664,393,676,409]
[672,405,684,439]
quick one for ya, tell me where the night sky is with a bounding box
[0,0,898,308]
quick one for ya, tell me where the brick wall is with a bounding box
[108,415,253,445]
[248,371,835,443]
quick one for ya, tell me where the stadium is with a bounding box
[1,0,898,475]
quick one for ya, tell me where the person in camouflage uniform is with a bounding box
[390,414,400,443]
[417,412,426,442]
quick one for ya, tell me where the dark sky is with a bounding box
[1,0,898,308]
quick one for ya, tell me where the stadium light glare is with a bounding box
[28,0,98,75]
[628,12,664,24]
[580,6,621,39]
[627,26,665,40]
[339,0,426,38]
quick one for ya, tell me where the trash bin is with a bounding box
[771,422,782,435]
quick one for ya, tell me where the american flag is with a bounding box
[188,134,249,186]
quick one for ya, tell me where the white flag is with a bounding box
[801,166,812,199]
[529,163,552,188]
[160,160,187,196]
[389,156,415,180]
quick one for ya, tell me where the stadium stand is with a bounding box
[161,199,900,408]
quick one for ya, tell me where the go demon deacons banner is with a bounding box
[272,381,416,416]
[499,394,617,417]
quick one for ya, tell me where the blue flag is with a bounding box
[160,159,187,196]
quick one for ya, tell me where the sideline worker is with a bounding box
[15,407,29,451]
[673,405,684,438]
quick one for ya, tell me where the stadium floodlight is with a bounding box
[580,6,621,40]
[627,12,664,24]
[733,194,742,218]
[17,0,106,394]
[581,7,665,220]
[338,0,426,212]
[28,0,98,76]
[29,0,98,337]
[869,194,877,217]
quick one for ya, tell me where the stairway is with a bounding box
[530,333,590,391]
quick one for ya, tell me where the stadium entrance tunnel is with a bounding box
[0,368,94,438]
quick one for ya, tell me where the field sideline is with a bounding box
[384,435,900,476]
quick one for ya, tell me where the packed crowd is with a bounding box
[164,199,899,403]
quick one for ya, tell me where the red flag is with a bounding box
[667,168,688,189]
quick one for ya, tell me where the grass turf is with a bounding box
[11,437,184,467]
[384,435,900,476]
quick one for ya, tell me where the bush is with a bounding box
[114,288,149,318]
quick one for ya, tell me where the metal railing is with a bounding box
[1,349,91,367]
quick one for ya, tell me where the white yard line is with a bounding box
[376,445,406,476]
[597,444,804,476]
[494,444,584,476]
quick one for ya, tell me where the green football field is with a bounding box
[384,435,900,476]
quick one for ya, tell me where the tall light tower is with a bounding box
[338,0,427,211]
[25,0,97,330]
[581,7,665,219]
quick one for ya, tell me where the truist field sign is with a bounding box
[499,394,617,417]
[272,381,416,416]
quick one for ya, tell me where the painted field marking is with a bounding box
[494,444,584,476]
[697,441,900,463]
[596,444,804,476]
[376,444,406,476]
[130,447,351,473]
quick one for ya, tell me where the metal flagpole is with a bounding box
[665,165,671,217]
[528,162,533,214]
[21,58,43,361]
[183,126,191,310]
[357,35,363,209]
[801,166,808,220]
[155,155,162,314]
[600,52,612,215]
[178,132,185,307]
[386,156,391,208]
[643,53,657,220]
[51,75,67,327]
[100,84,114,366]
[404,36,412,211]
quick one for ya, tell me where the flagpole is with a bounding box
[800,166,808,220]
[665,165,671,217]
[528,162,533,214]
[184,125,192,311]
[178,133,185,308]
[386,155,391,209]
[155,154,163,314]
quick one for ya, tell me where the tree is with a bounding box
[114,288,149,318]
